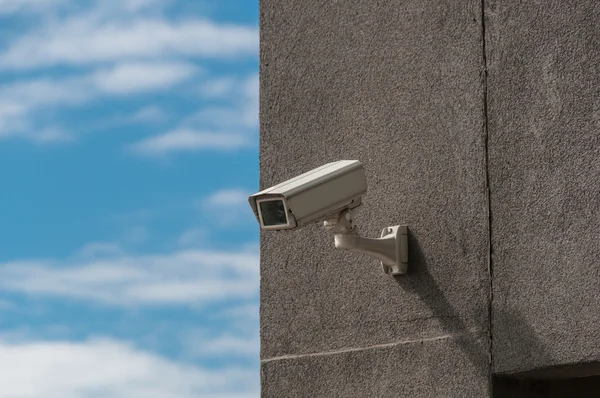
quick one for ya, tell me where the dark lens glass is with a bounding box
[260,200,288,226]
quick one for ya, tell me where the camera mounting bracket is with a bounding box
[323,210,408,275]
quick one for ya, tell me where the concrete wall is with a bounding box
[260,0,600,396]
[487,0,600,376]
[260,0,490,396]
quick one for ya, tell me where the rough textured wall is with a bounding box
[487,0,600,375]
[259,0,490,396]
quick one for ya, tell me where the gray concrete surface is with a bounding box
[260,0,491,395]
[486,0,600,375]
[262,334,489,398]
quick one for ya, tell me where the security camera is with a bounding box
[248,160,366,230]
[249,160,409,275]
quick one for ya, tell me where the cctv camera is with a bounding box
[248,160,409,276]
[248,160,367,231]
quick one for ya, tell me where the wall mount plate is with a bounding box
[380,225,408,275]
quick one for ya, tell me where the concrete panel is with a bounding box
[262,334,489,398]
[486,1,600,374]
[260,0,490,380]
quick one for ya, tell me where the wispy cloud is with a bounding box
[203,335,259,358]
[130,73,259,156]
[0,0,65,15]
[1,77,87,109]
[0,247,259,306]
[123,225,150,245]
[1,61,198,103]
[92,62,198,94]
[205,189,250,207]
[177,228,208,248]
[180,332,259,360]
[0,61,199,141]
[0,11,258,70]
[200,77,240,98]
[219,303,259,322]
[0,0,258,146]
[193,73,259,129]
[0,337,258,398]
[202,189,254,226]
[129,130,252,155]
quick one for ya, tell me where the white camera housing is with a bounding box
[248,160,367,230]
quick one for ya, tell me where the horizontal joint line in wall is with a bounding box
[261,329,482,364]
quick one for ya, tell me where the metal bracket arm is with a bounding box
[324,210,408,275]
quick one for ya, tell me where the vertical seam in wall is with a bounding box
[480,0,494,393]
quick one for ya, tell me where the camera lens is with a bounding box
[260,199,288,226]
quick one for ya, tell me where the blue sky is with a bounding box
[0,0,259,396]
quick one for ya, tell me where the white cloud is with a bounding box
[0,0,65,15]
[117,0,167,13]
[0,102,26,138]
[177,228,208,248]
[0,0,257,145]
[0,62,197,141]
[92,62,197,94]
[0,77,84,140]
[199,77,239,98]
[28,128,74,143]
[202,189,254,226]
[0,337,258,398]
[123,225,149,244]
[131,73,259,155]
[203,335,259,357]
[215,302,260,334]
[0,62,197,105]
[219,303,259,321]
[0,247,259,306]
[243,74,259,105]
[186,107,254,130]
[181,332,259,360]
[0,77,88,108]
[192,74,259,129]
[130,129,252,155]
[0,15,258,70]
[205,189,250,207]
[0,0,163,16]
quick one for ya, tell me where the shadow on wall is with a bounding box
[392,230,552,383]
[493,375,600,397]
[493,306,554,376]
